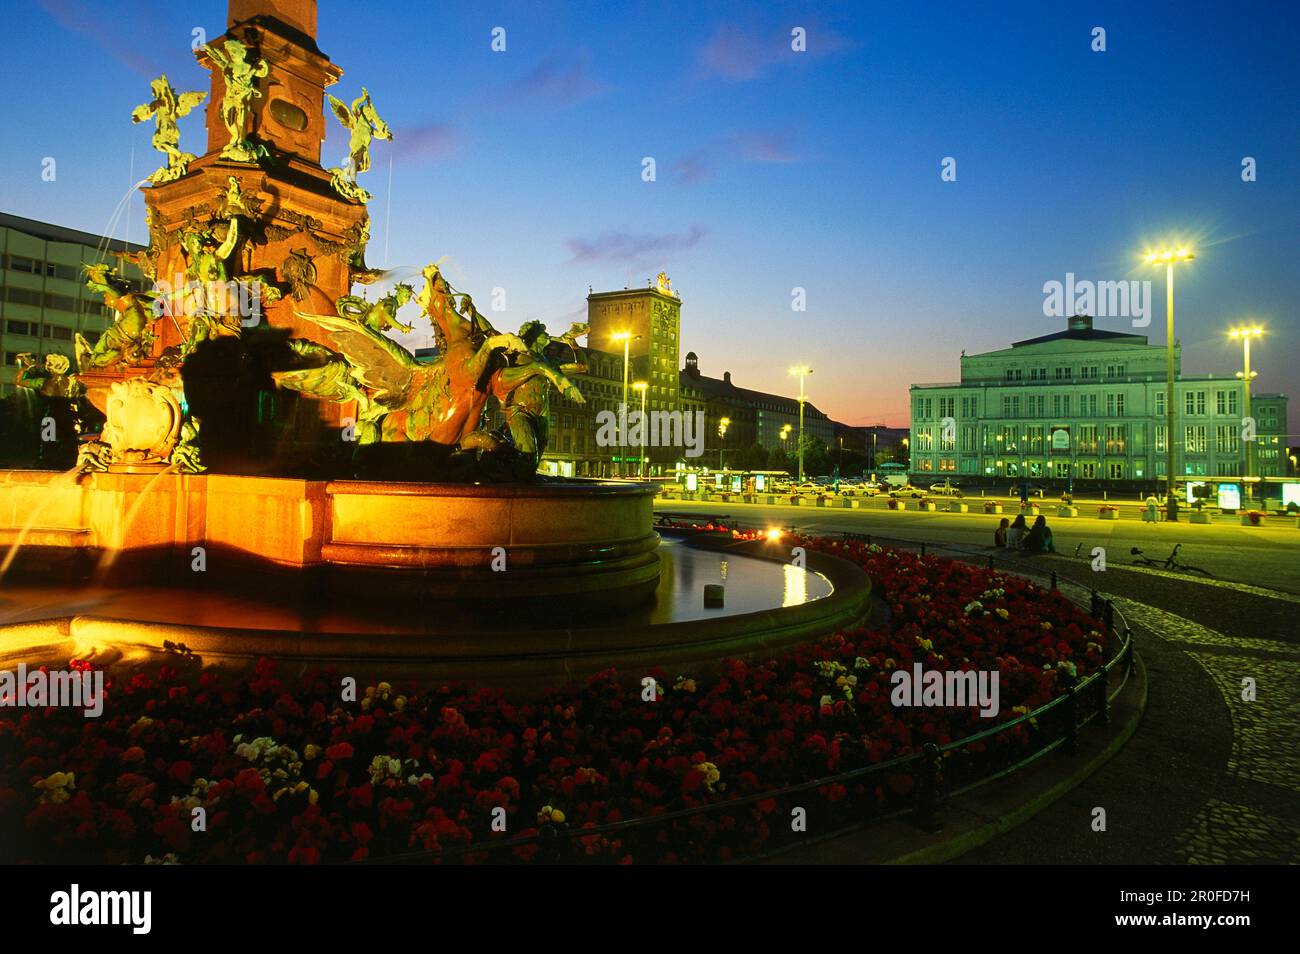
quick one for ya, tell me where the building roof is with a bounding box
[681,365,830,420]
[1006,315,1147,349]
[0,211,145,253]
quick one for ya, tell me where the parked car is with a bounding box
[889,484,925,499]
[928,479,963,497]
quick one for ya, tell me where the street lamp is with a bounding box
[1229,325,1263,496]
[789,366,813,483]
[632,380,648,479]
[718,416,730,472]
[610,331,639,477]
[1143,245,1195,499]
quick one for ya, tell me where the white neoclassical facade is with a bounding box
[910,315,1288,485]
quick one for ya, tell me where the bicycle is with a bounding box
[1129,543,1213,578]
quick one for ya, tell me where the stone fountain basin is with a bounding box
[0,470,661,602]
[0,471,873,693]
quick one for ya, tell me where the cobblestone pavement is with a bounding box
[955,581,1300,865]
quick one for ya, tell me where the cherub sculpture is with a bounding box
[15,352,82,398]
[75,264,158,369]
[336,283,415,334]
[326,88,392,203]
[132,76,206,183]
[204,39,269,163]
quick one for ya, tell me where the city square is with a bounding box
[0,0,1295,934]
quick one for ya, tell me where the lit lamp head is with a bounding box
[1143,246,1196,265]
[718,416,730,437]
[632,381,647,395]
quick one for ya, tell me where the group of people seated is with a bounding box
[994,514,1055,553]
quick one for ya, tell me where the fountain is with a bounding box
[0,0,870,692]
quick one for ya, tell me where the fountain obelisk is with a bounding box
[139,0,371,465]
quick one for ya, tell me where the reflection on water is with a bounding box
[0,540,832,635]
[783,564,807,607]
[639,539,830,625]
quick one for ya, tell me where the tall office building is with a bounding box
[0,212,145,395]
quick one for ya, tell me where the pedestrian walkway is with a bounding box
[955,586,1300,864]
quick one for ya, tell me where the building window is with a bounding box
[1155,425,1166,453]
[1108,462,1124,479]
[1184,426,1207,454]
[1215,425,1238,454]
[1104,425,1126,454]
[1155,391,1165,416]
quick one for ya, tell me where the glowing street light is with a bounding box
[1142,245,1195,499]
[789,366,813,483]
[632,380,648,479]
[1229,325,1263,495]
[718,416,730,471]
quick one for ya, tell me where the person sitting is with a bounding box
[994,517,1010,548]
[1023,514,1055,553]
[1006,514,1027,550]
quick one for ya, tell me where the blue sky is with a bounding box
[1,0,1297,429]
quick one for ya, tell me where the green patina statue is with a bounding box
[15,352,82,399]
[204,39,269,163]
[75,264,158,369]
[274,264,542,453]
[132,76,206,183]
[336,283,415,334]
[488,321,586,470]
[326,88,392,203]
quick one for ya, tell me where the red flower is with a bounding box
[325,742,354,761]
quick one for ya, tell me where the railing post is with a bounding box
[912,743,944,833]
[1062,675,1079,755]
[988,554,994,570]
[1125,626,1135,678]
[1089,589,1101,618]
[921,543,926,557]
[1103,600,1115,632]
[1095,670,1110,727]
[1050,570,1058,591]
[538,823,571,864]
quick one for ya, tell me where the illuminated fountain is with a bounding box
[0,0,869,691]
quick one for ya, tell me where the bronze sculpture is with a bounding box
[75,265,158,369]
[204,39,269,163]
[132,76,206,183]
[326,88,391,203]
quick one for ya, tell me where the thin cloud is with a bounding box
[493,53,610,109]
[40,0,169,76]
[698,22,849,82]
[566,225,706,265]
[673,131,799,184]
[392,122,462,162]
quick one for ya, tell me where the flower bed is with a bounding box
[0,540,1108,865]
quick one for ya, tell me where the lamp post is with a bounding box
[1230,325,1262,498]
[718,416,730,472]
[789,366,813,483]
[632,380,648,479]
[1144,246,1195,500]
